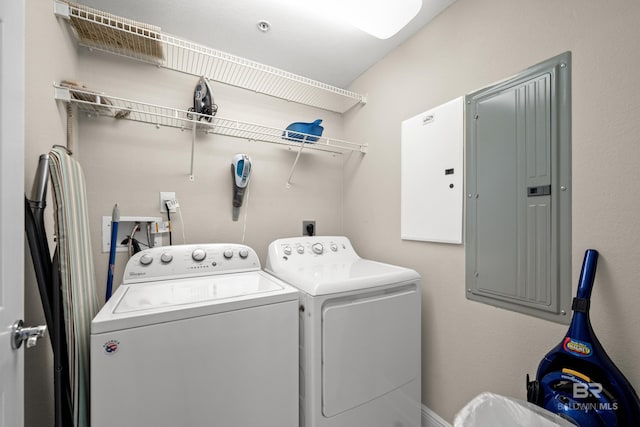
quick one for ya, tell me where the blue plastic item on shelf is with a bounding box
[283,119,324,143]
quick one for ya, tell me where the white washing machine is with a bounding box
[265,236,422,427]
[91,244,299,427]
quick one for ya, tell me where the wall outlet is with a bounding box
[160,192,176,212]
[303,220,316,236]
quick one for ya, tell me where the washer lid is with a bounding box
[266,259,419,296]
[92,271,298,333]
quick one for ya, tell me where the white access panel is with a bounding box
[321,288,420,417]
[401,96,464,243]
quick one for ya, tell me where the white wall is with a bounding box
[343,0,640,422]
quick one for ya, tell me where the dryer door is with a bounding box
[321,287,420,417]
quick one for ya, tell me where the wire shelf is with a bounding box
[54,0,367,114]
[54,85,367,155]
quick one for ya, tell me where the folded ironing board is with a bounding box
[48,146,99,427]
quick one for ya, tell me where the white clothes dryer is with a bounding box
[91,244,299,427]
[265,236,422,427]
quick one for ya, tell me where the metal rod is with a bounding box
[189,121,196,181]
[286,140,307,187]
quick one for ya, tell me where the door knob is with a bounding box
[11,319,47,349]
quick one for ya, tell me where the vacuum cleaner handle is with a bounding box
[30,154,50,207]
[576,249,599,301]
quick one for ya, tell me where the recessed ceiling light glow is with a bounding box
[276,0,423,39]
[325,0,423,39]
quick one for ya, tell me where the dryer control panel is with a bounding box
[265,236,360,269]
[265,235,420,297]
[123,244,260,283]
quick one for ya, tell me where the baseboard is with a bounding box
[422,404,452,427]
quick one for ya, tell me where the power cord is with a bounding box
[165,201,173,245]
[177,205,186,244]
[164,199,185,244]
[241,184,251,244]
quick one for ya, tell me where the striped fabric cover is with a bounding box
[49,146,99,427]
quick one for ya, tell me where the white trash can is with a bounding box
[454,392,576,427]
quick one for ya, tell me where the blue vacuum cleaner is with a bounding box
[527,249,640,426]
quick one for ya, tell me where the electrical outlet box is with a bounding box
[303,220,316,236]
[160,192,176,212]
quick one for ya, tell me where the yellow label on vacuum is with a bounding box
[562,368,591,382]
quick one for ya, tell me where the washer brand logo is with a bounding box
[563,337,592,357]
[103,340,120,355]
[129,271,146,277]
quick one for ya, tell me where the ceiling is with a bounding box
[79,0,457,88]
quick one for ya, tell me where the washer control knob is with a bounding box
[192,248,206,262]
[330,244,338,252]
[312,243,323,255]
[139,254,153,266]
[223,249,234,259]
[160,252,173,263]
[239,249,249,259]
[283,245,292,255]
[296,245,305,254]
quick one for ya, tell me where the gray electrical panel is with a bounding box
[465,52,572,323]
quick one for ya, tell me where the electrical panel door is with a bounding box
[465,52,572,323]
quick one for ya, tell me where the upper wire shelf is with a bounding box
[53,84,367,156]
[54,0,368,114]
